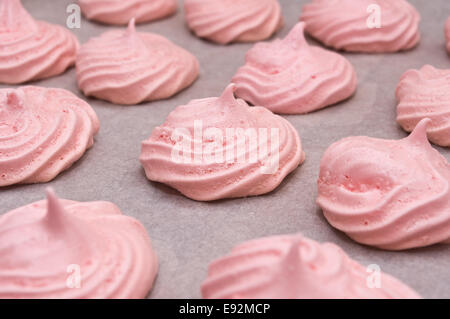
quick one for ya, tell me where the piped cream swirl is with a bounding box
[0,0,79,84]
[396,65,450,147]
[78,0,177,25]
[317,119,450,250]
[0,189,158,299]
[300,0,420,53]
[140,84,304,201]
[0,86,99,187]
[184,0,283,44]
[202,234,421,299]
[232,22,357,114]
[76,19,199,105]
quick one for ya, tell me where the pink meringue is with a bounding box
[184,0,283,45]
[0,0,79,84]
[76,19,199,105]
[317,119,450,250]
[300,0,420,53]
[78,0,177,25]
[232,22,357,114]
[140,84,305,201]
[396,65,450,147]
[446,17,450,53]
[0,86,99,187]
[202,234,421,299]
[0,189,158,299]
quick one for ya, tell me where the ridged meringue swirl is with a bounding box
[140,84,305,201]
[396,65,450,147]
[202,234,421,299]
[317,119,450,250]
[300,0,420,53]
[232,22,357,114]
[76,19,199,105]
[78,0,177,25]
[446,17,450,53]
[0,0,79,84]
[0,86,99,187]
[184,0,283,45]
[0,189,158,299]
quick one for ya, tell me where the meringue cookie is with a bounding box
[317,119,450,250]
[396,65,450,147]
[446,17,450,53]
[0,86,99,187]
[300,0,420,53]
[0,189,158,299]
[184,0,283,45]
[78,0,177,25]
[0,0,79,84]
[140,84,305,201]
[76,19,199,105]
[232,22,357,114]
[202,234,421,299]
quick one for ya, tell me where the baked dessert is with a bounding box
[202,234,421,298]
[300,0,420,53]
[78,0,177,25]
[232,22,357,114]
[140,84,305,201]
[0,86,99,187]
[0,0,79,84]
[0,189,158,298]
[76,19,199,105]
[396,65,450,147]
[317,119,450,250]
[184,0,283,44]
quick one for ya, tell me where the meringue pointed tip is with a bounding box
[1,0,26,15]
[45,187,65,223]
[283,235,303,263]
[291,22,306,34]
[1,0,36,30]
[46,187,60,210]
[407,118,432,144]
[284,22,307,46]
[219,84,236,103]
[127,18,136,33]
[45,187,56,200]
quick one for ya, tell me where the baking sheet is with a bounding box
[1,0,449,299]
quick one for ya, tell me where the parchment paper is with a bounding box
[1,0,449,299]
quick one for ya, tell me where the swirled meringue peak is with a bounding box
[232,22,357,114]
[317,119,450,250]
[446,17,450,53]
[396,65,450,147]
[300,0,420,53]
[184,0,283,45]
[78,0,177,25]
[76,19,199,105]
[0,86,99,187]
[140,84,305,201]
[202,234,421,299]
[0,189,158,299]
[0,0,79,84]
